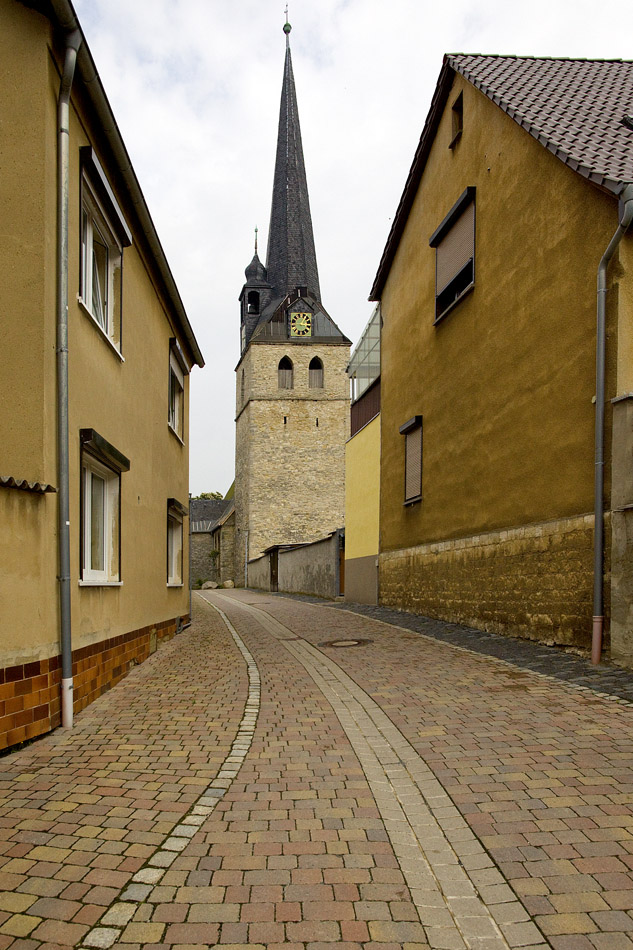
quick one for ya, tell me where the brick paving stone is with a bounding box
[5,590,633,949]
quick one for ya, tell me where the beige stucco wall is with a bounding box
[0,5,59,664]
[0,3,193,669]
[235,342,349,574]
[378,71,627,650]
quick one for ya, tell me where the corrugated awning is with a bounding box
[1,475,56,494]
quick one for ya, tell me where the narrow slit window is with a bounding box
[450,92,463,148]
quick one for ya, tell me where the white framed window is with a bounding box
[80,180,123,346]
[80,429,130,585]
[169,348,185,439]
[167,500,186,586]
[78,148,131,351]
[82,455,120,583]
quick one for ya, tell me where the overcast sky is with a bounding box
[73,0,633,496]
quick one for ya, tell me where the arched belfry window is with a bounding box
[309,357,323,388]
[247,291,260,314]
[278,356,293,390]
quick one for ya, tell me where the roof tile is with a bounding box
[448,54,633,191]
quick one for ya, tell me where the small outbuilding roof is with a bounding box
[370,55,633,300]
[190,498,234,533]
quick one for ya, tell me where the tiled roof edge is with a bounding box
[369,57,454,300]
[369,54,633,300]
[449,56,632,198]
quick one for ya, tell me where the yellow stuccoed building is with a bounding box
[0,1,203,750]
[368,55,633,664]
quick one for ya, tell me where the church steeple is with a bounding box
[265,16,321,303]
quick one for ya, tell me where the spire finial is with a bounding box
[254,226,258,255]
[283,5,291,46]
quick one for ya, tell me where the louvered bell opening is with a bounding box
[405,427,422,502]
[278,369,293,389]
[309,358,323,388]
[435,201,474,320]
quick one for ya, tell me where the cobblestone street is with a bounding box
[2,589,633,950]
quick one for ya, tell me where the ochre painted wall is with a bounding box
[380,73,620,553]
[345,414,380,561]
[0,5,60,666]
[377,71,630,650]
[1,3,195,745]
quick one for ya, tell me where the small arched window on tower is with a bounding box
[278,356,293,389]
[309,356,323,388]
[247,291,260,314]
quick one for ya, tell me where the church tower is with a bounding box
[234,18,350,581]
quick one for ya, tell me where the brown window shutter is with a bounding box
[405,425,422,502]
[436,201,474,293]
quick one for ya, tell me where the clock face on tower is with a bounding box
[290,311,312,337]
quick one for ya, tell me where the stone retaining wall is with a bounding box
[380,514,603,650]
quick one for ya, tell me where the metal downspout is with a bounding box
[57,29,82,727]
[592,184,633,664]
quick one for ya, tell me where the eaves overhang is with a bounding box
[369,58,455,302]
[24,0,204,368]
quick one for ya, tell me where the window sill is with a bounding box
[168,424,185,446]
[79,580,123,587]
[448,129,462,150]
[167,582,184,588]
[434,282,474,325]
[403,496,422,507]
[78,297,124,361]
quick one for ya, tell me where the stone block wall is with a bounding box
[235,342,350,577]
[380,514,601,650]
[220,523,235,585]
[190,532,219,587]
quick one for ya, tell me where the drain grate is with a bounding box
[319,638,373,649]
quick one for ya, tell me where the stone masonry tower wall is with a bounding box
[235,342,349,576]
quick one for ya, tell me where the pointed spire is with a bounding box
[265,17,321,303]
[284,5,291,47]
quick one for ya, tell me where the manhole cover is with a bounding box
[319,638,373,648]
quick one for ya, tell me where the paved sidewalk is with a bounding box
[0,589,632,950]
[291,597,633,704]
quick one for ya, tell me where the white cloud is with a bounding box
[73,0,633,494]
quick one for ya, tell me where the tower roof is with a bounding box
[265,34,321,303]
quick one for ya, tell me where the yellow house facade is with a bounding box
[0,0,203,750]
[345,306,381,604]
[371,55,633,663]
